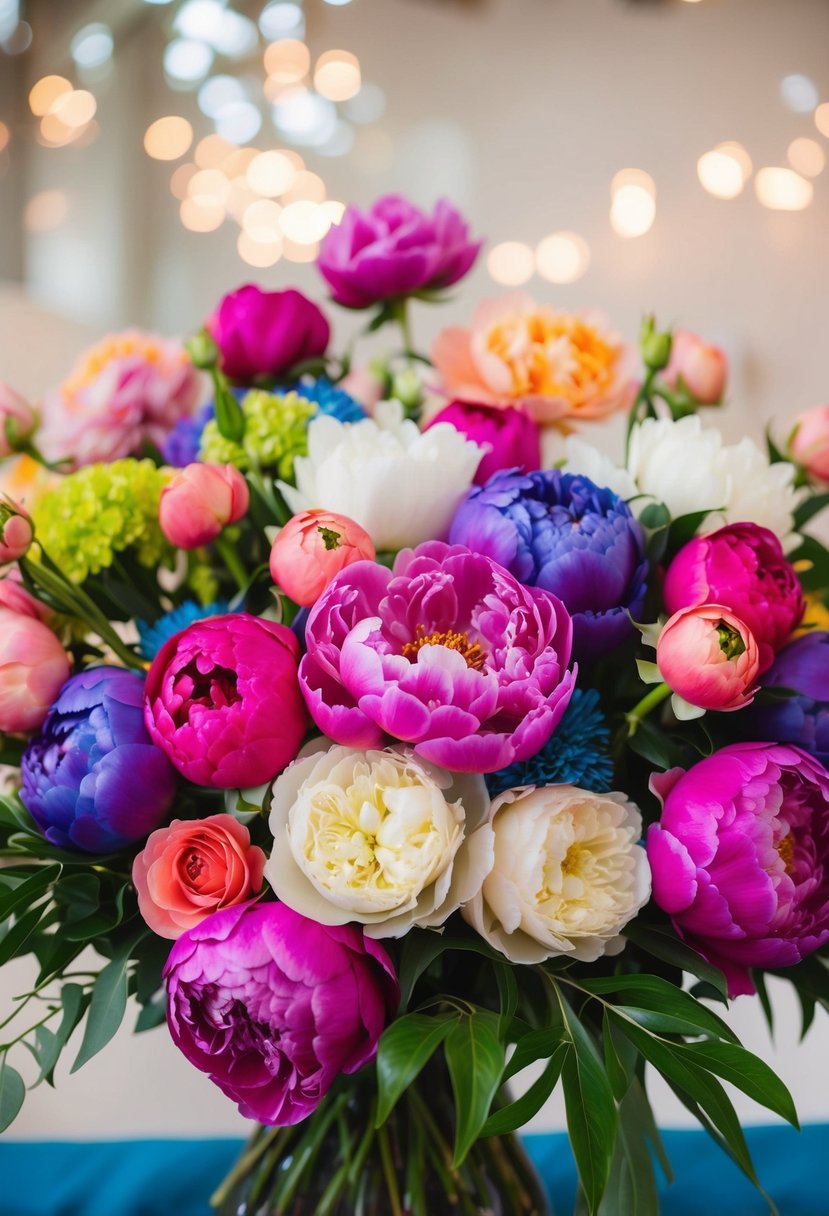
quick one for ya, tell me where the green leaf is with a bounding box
[375,1012,457,1126]
[0,1059,25,1132]
[602,1011,630,1102]
[0,793,39,835]
[639,502,671,530]
[623,922,728,998]
[626,718,688,771]
[580,974,736,1041]
[71,942,134,1073]
[0,864,60,923]
[667,509,716,552]
[560,999,618,1214]
[34,934,84,988]
[0,903,56,966]
[64,885,126,941]
[494,962,519,1038]
[794,491,829,530]
[445,1011,505,1166]
[503,1025,565,1083]
[482,1043,568,1137]
[396,930,501,1011]
[55,873,101,922]
[766,428,786,464]
[135,997,167,1033]
[34,983,86,1088]
[598,1088,661,1216]
[677,1040,798,1127]
[788,534,829,593]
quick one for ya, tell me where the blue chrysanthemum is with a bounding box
[486,688,614,798]
[161,399,221,467]
[293,376,366,423]
[137,599,230,660]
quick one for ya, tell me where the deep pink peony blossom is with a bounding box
[144,613,308,788]
[663,523,804,669]
[425,401,541,486]
[164,900,399,1125]
[647,742,829,997]
[207,284,330,382]
[317,195,482,310]
[299,541,575,773]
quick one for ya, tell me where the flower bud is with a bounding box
[159,462,249,550]
[663,330,727,405]
[269,509,375,607]
[640,317,672,373]
[185,329,219,371]
[0,499,33,564]
[0,382,37,458]
[0,608,70,733]
[391,368,424,411]
[657,603,759,712]
[790,405,829,485]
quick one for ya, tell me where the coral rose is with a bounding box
[656,604,760,714]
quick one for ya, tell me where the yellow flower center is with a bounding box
[62,334,186,400]
[777,833,795,874]
[401,625,486,669]
[484,309,619,407]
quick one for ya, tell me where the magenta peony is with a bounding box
[269,508,376,607]
[144,612,308,788]
[164,900,399,1125]
[299,541,575,772]
[656,604,760,712]
[647,742,829,997]
[425,401,541,485]
[158,462,249,550]
[207,284,330,382]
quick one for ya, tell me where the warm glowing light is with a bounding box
[52,89,97,129]
[611,168,656,198]
[170,162,197,200]
[29,75,71,117]
[24,189,68,232]
[70,22,113,69]
[180,197,224,232]
[195,134,237,168]
[246,150,296,196]
[314,50,361,103]
[283,238,320,262]
[284,169,326,203]
[754,166,814,211]
[238,230,283,267]
[787,137,825,178]
[321,199,346,226]
[144,115,193,160]
[226,175,261,221]
[697,149,744,199]
[486,241,534,286]
[273,91,337,146]
[279,200,331,244]
[164,38,214,84]
[0,122,9,153]
[610,170,656,237]
[535,231,590,284]
[38,114,80,147]
[816,103,829,139]
[264,38,310,83]
[243,199,283,241]
[188,168,230,206]
[780,74,819,114]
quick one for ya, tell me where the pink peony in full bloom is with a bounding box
[432,293,636,425]
[647,742,829,996]
[663,523,805,669]
[207,284,330,382]
[269,508,376,607]
[299,541,575,772]
[164,900,399,1124]
[159,462,249,550]
[0,382,36,458]
[0,608,70,733]
[790,405,829,485]
[663,329,728,405]
[424,401,541,485]
[144,613,308,788]
[133,814,266,939]
[656,604,760,712]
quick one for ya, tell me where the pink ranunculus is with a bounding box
[0,608,70,733]
[0,382,36,458]
[657,604,760,712]
[432,294,636,425]
[269,509,376,607]
[790,405,829,484]
[144,613,308,789]
[164,900,399,1124]
[159,462,249,550]
[207,284,330,383]
[663,523,805,669]
[317,194,482,310]
[647,742,829,997]
[663,330,727,405]
[0,569,52,622]
[133,814,266,939]
[299,541,576,773]
[0,501,33,565]
[424,401,541,485]
[39,330,204,469]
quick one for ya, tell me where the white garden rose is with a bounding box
[265,742,494,938]
[279,399,483,551]
[463,784,650,964]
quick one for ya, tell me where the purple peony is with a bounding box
[647,742,829,997]
[164,900,399,1125]
[299,541,575,773]
[449,469,648,661]
[20,667,177,853]
[207,284,330,383]
[317,195,482,310]
[144,613,308,789]
[737,632,829,767]
[425,401,541,486]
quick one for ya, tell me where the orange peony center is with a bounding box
[483,309,619,407]
[62,334,186,400]
[401,625,486,669]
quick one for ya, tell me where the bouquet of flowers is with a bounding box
[2,193,829,1216]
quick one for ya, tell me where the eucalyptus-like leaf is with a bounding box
[560,1000,618,1214]
[71,941,135,1073]
[482,1043,568,1137]
[0,1059,25,1132]
[623,922,728,998]
[445,1011,505,1166]
[375,1012,457,1126]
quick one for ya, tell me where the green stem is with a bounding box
[209,1127,283,1209]
[626,681,672,735]
[213,534,248,594]
[377,1123,404,1216]
[625,366,658,457]
[0,1006,59,1052]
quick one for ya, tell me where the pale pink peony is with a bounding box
[0,608,70,733]
[663,330,727,405]
[159,463,249,550]
[791,405,829,484]
[657,604,760,712]
[269,509,376,607]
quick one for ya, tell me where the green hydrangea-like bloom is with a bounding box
[33,459,172,583]
[199,389,316,481]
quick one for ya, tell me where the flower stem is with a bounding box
[213,534,248,594]
[626,681,672,735]
[377,1123,404,1216]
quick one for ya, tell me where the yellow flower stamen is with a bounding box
[401,624,486,669]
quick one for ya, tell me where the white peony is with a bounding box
[264,742,494,939]
[463,784,650,964]
[279,399,483,551]
[560,435,637,500]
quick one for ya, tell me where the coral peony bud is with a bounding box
[790,405,829,485]
[0,382,37,458]
[159,462,249,549]
[663,330,727,405]
[0,499,33,564]
[0,608,70,733]
[657,603,760,712]
[269,509,375,607]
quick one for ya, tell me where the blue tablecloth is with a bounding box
[0,1125,825,1215]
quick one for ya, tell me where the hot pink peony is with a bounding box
[790,405,829,484]
[269,509,376,607]
[207,284,330,382]
[164,900,399,1124]
[0,382,36,458]
[0,608,70,733]
[647,743,829,996]
[663,329,727,405]
[159,462,249,550]
[133,814,266,939]
[144,613,308,788]
[299,541,575,772]
[424,401,541,485]
[663,523,805,669]
[656,604,760,712]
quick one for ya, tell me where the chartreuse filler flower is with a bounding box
[1,204,829,1216]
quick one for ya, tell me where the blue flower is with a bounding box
[292,376,366,424]
[161,400,218,467]
[486,688,613,798]
[137,599,230,660]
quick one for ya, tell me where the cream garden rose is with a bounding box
[264,743,494,938]
[463,784,650,964]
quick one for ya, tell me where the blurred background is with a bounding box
[1,0,828,1142]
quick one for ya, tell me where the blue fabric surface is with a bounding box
[0,1126,825,1215]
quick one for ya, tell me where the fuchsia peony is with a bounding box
[144,613,308,788]
[663,523,804,668]
[299,541,575,772]
[269,508,376,607]
[164,900,399,1125]
[790,405,829,484]
[425,401,541,485]
[656,604,760,712]
[159,462,249,550]
[0,608,70,733]
[0,382,36,458]
[207,284,330,382]
[647,743,829,996]
[663,329,728,405]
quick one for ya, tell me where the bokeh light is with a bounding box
[0,122,10,152]
[787,137,825,178]
[144,116,194,160]
[259,3,305,40]
[164,38,214,85]
[273,91,338,146]
[52,90,97,129]
[238,231,283,267]
[243,199,283,242]
[188,167,230,206]
[279,200,331,244]
[70,23,114,69]
[29,76,72,117]
[180,197,225,231]
[780,74,819,114]
[170,162,197,199]
[284,169,326,203]
[246,150,296,196]
[815,102,829,139]
[697,148,745,199]
[754,166,813,210]
[314,51,361,103]
[264,39,310,86]
[487,241,534,286]
[535,231,590,284]
[214,101,262,145]
[195,134,236,168]
[610,169,656,237]
[198,75,246,119]
[24,189,69,232]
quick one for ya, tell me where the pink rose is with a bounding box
[269,509,376,607]
[159,463,249,550]
[791,405,829,484]
[133,814,266,939]
[0,608,70,733]
[663,330,727,405]
[207,284,330,383]
[657,603,760,712]
[0,501,33,565]
[0,382,36,458]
